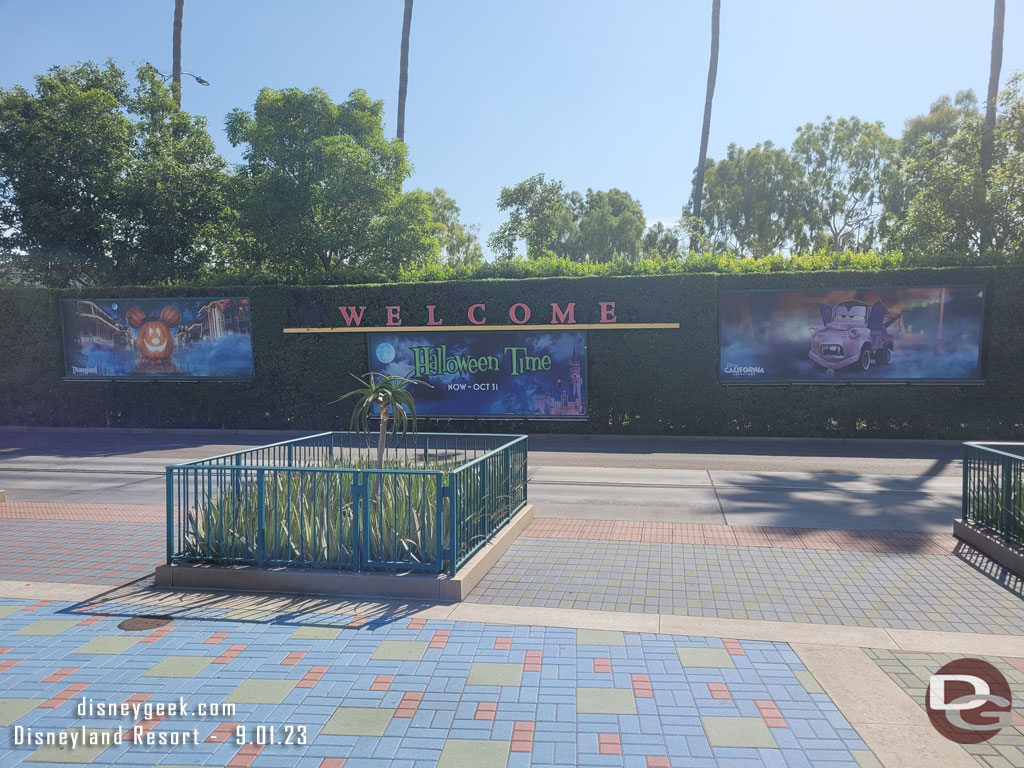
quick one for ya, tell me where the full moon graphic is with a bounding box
[375,342,396,364]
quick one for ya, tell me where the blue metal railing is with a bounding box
[166,432,528,576]
[962,442,1024,549]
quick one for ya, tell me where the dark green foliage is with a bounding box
[2,266,1023,439]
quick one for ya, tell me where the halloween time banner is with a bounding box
[368,331,587,418]
[61,298,254,380]
[718,285,985,383]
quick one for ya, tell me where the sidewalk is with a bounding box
[0,431,1020,767]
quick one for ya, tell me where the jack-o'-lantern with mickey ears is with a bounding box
[126,306,182,364]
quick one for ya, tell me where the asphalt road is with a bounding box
[0,429,963,532]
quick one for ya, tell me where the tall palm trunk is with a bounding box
[689,0,721,254]
[979,0,1005,256]
[172,0,184,108]
[396,0,414,141]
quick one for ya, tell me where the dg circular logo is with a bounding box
[926,658,1013,743]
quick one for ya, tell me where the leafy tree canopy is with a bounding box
[0,61,227,286]
[225,87,437,277]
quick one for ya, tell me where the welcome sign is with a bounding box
[368,331,587,418]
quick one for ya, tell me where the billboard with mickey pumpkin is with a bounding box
[61,298,254,380]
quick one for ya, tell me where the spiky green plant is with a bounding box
[332,373,431,469]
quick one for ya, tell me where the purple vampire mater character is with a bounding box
[808,300,901,374]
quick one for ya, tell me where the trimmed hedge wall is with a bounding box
[2,266,1022,439]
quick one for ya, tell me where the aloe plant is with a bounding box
[333,372,430,469]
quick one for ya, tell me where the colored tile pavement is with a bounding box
[0,597,879,767]
[867,649,1024,768]
[0,520,161,586]
[466,535,1024,634]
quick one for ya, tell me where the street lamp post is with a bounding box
[147,63,210,106]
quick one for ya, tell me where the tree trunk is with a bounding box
[396,0,414,142]
[172,0,184,108]
[979,0,1004,256]
[690,0,721,253]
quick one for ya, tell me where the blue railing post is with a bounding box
[232,453,242,503]
[256,469,266,567]
[435,477,444,573]
[962,445,971,522]
[287,444,294,467]
[165,467,175,565]
[447,480,458,576]
[1002,456,1013,543]
[504,444,511,518]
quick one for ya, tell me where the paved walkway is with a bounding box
[0,430,1020,767]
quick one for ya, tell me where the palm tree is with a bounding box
[689,0,721,253]
[396,0,414,141]
[172,0,184,108]
[335,372,429,468]
[979,0,1005,255]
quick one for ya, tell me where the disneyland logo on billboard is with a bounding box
[926,658,1013,744]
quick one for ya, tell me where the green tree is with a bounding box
[427,188,483,266]
[0,61,226,286]
[577,188,646,262]
[885,77,1024,262]
[113,65,229,284]
[226,87,437,277]
[791,116,897,250]
[694,142,811,257]
[642,221,681,258]
[0,61,131,285]
[488,174,577,260]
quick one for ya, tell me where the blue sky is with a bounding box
[2,1,1021,257]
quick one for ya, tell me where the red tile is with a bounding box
[122,693,152,707]
[206,722,242,743]
[593,658,612,674]
[125,713,166,742]
[204,632,230,644]
[226,744,264,768]
[429,630,450,649]
[722,638,745,656]
[40,682,89,708]
[139,625,174,644]
[707,683,732,700]
[1003,657,1024,675]
[281,652,307,666]
[0,659,22,673]
[0,647,12,654]
[598,733,622,755]
[475,701,498,720]
[319,760,347,768]
[213,644,247,664]
[631,673,654,698]
[346,615,368,629]
[646,757,671,768]
[494,637,512,650]
[42,668,77,684]
[407,618,426,630]
[297,666,328,689]
[510,721,535,752]
[755,700,788,728]
[395,691,423,718]
[369,674,394,692]
[524,650,543,672]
